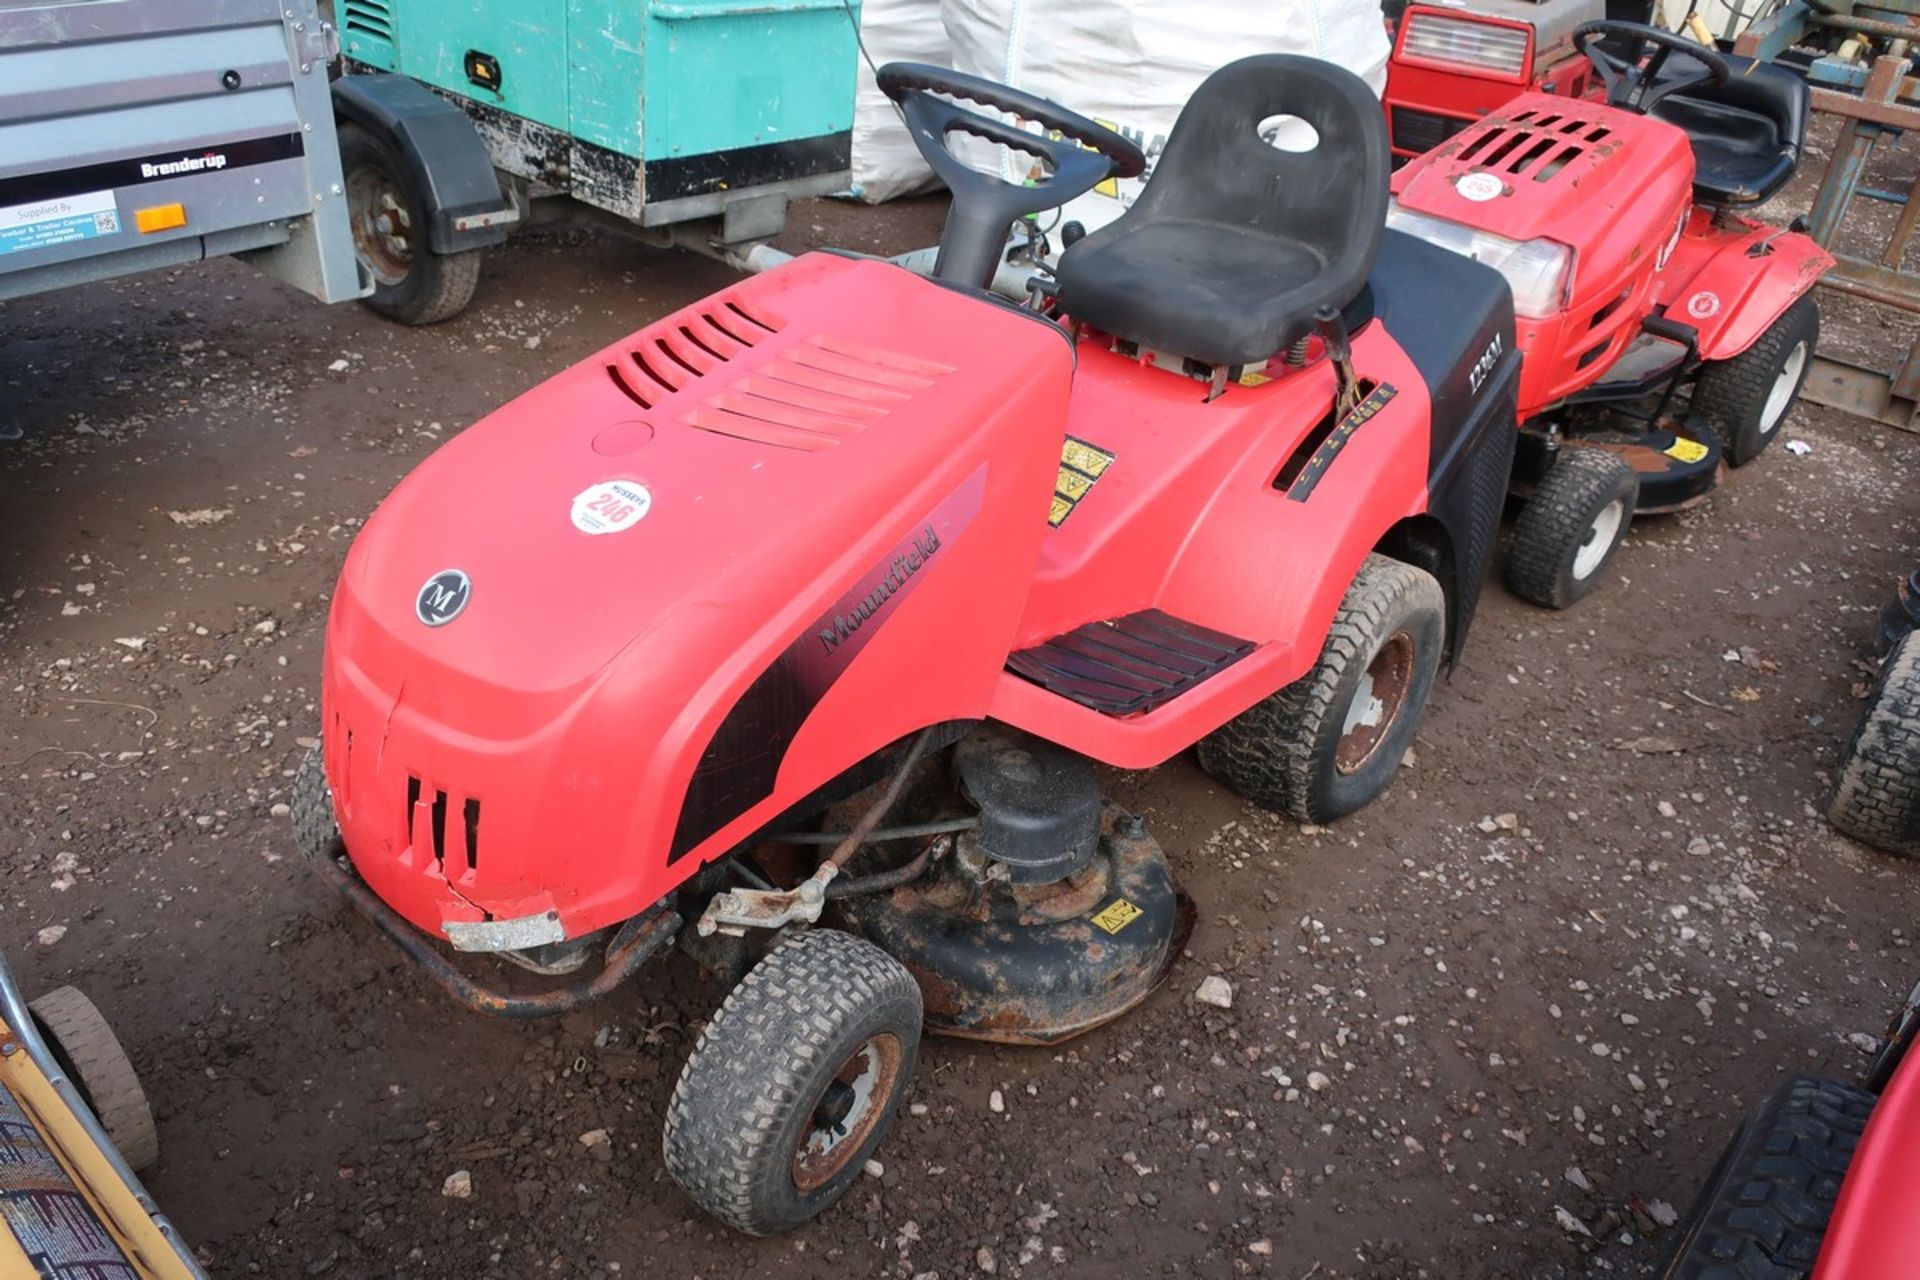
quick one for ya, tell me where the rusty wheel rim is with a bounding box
[791,1033,903,1193]
[346,164,416,287]
[1335,632,1415,775]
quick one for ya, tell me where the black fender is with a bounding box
[331,73,512,253]
[1369,229,1521,663]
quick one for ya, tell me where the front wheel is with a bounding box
[339,123,483,326]
[1505,448,1639,610]
[1198,553,1445,823]
[1693,294,1819,467]
[663,929,922,1235]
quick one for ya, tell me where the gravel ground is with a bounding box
[4,190,1920,1279]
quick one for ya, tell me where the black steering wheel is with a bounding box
[876,62,1147,290]
[1573,21,1731,114]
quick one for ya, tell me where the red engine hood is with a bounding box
[1391,91,1693,247]
[334,254,1010,718]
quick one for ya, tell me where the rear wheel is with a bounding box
[29,987,159,1174]
[1693,294,1819,467]
[1198,553,1444,823]
[1505,448,1639,610]
[1656,1076,1872,1279]
[339,123,483,326]
[663,928,921,1235]
[1830,629,1920,858]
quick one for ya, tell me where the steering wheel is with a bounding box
[876,62,1147,291]
[1573,21,1731,114]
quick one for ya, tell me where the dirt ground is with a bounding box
[6,187,1920,1280]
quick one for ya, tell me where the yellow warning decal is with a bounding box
[1665,437,1710,464]
[1091,898,1143,935]
[1049,436,1117,528]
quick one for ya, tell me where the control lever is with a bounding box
[1315,305,1362,418]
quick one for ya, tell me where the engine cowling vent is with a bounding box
[1457,107,1612,183]
[606,298,783,410]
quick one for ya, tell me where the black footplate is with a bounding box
[1006,610,1253,716]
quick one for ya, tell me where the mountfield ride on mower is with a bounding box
[290,55,1523,1232]
[1390,21,1832,607]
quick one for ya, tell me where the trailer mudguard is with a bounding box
[331,73,513,252]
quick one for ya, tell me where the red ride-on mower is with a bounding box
[1657,978,1920,1279]
[290,55,1524,1233]
[1389,22,1833,608]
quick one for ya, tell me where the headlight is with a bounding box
[1399,11,1531,77]
[1387,202,1572,319]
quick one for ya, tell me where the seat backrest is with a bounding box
[1650,54,1809,184]
[1127,53,1389,298]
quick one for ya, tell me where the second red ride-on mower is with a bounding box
[290,56,1525,1232]
[1390,21,1832,607]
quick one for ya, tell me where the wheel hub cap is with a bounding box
[1573,499,1625,581]
[792,1034,903,1192]
[1336,632,1415,775]
[1760,341,1809,437]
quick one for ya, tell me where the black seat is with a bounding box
[1649,54,1808,206]
[1053,54,1389,369]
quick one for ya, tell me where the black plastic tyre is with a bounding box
[29,987,160,1174]
[291,744,344,864]
[1657,1075,1873,1280]
[1830,629,1920,858]
[1505,448,1639,610]
[1197,553,1443,823]
[339,123,482,326]
[663,928,922,1235]
[1693,294,1819,467]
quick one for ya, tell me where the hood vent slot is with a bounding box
[1462,108,1609,184]
[407,773,480,872]
[683,336,954,452]
[606,296,786,410]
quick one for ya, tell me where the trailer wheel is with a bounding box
[1655,1075,1872,1280]
[1198,553,1444,824]
[1830,629,1920,858]
[663,928,921,1235]
[291,744,345,864]
[29,987,159,1174]
[339,123,482,326]
[1693,294,1819,467]
[1505,448,1639,610]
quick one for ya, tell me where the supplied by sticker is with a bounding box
[570,479,652,534]
[1091,898,1143,935]
[0,189,119,256]
[1454,172,1504,202]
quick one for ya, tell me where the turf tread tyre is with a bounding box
[1658,1075,1873,1280]
[338,123,483,327]
[663,928,921,1235]
[291,744,343,863]
[1830,629,1920,857]
[1692,294,1819,467]
[29,987,159,1174]
[1197,553,1443,824]
[1505,448,1638,609]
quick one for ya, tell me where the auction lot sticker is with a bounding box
[570,479,652,534]
[0,189,120,256]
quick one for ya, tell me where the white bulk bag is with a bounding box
[939,0,1390,238]
[850,0,951,203]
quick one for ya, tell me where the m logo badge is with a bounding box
[415,569,471,627]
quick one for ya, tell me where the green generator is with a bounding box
[329,0,859,322]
